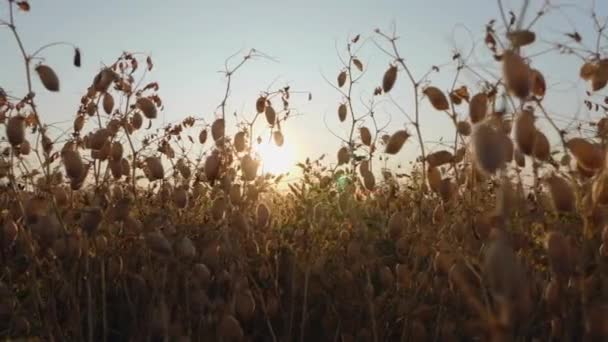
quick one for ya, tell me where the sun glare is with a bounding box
[256,140,296,175]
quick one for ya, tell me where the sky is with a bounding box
[2,0,608,180]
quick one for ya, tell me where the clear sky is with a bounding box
[2,0,607,177]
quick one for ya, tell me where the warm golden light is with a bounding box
[256,140,295,175]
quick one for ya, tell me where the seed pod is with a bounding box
[89,129,109,150]
[145,156,164,181]
[6,116,25,146]
[359,126,372,146]
[385,130,409,154]
[173,186,188,209]
[363,171,375,190]
[211,118,225,142]
[235,290,256,321]
[353,58,363,71]
[382,65,398,93]
[146,231,172,256]
[456,121,471,136]
[483,237,525,301]
[73,115,85,132]
[265,105,276,126]
[359,160,370,176]
[110,141,123,161]
[387,211,405,240]
[255,96,267,113]
[423,86,449,111]
[544,174,575,212]
[472,123,505,174]
[109,159,123,179]
[338,104,347,122]
[530,69,546,97]
[502,134,514,162]
[438,178,456,203]
[35,64,60,92]
[62,149,84,180]
[218,315,244,342]
[337,147,349,165]
[80,207,102,235]
[175,236,196,259]
[503,50,530,99]
[257,203,270,227]
[426,150,453,167]
[513,109,536,155]
[211,197,226,220]
[93,68,116,92]
[452,147,466,164]
[580,62,597,81]
[131,112,143,130]
[53,186,69,207]
[338,70,347,87]
[241,154,258,181]
[204,152,220,182]
[514,148,525,167]
[469,93,487,123]
[136,97,157,119]
[234,131,246,152]
[545,232,571,278]
[566,138,603,171]
[273,130,284,147]
[507,30,536,47]
[532,130,550,161]
[427,166,442,193]
[102,92,114,114]
[19,139,31,155]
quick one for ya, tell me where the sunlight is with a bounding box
[255,139,296,175]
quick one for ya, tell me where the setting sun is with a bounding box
[255,140,296,175]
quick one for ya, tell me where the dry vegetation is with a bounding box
[2,0,608,341]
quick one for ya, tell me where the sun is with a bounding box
[255,140,296,175]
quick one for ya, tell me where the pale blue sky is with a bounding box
[2,0,607,175]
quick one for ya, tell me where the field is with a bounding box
[1,0,608,341]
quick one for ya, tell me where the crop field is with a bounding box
[1,0,608,341]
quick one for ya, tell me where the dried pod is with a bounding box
[241,154,259,181]
[426,150,453,167]
[363,171,375,190]
[338,104,347,122]
[35,64,60,92]
[265,105,276,126]
[136,97,157,119]
[545,232,571,278]
[235,290,256,321]
[592,171,608,206]
[580,62,597,81]
[102,92,114,114]
[514,148,525,167]
[218,315,244,342]
[204,152,220,182]
[353,58,363,71]
[530,69,546,97]
[6,116,25,146]
[145,156,164,181]
[273,130,284,147]
[173,186,188,209]
[131,112,143,130]
[507,30,536,47]
[566,138,603,171]
[359,126,372,146]
[337,147,349,165]
[469,93,487,123]
[388,211,405,240]
[513,109,536,155]
[110,141,123,161]
[73,115,85,132]
[93,68,116,92]
[234,131,246,152]
[502,134,514,163]
[145,231,172,256]
[456,121,471,136]
[90,129,110,150]
[483,237,526,301]
[175,236,196,259]
[359,160,370,176]
[472,123,505,174]
[385,130,409,154]
[250,97,265,117]
[427,166,442,193]
[503,50,530,99]
[382,65,398,93]
[532,130,550,161]
[62,149,84,180]
[257,203,270,228]
[337,71,347,87]
[423,86,449,111]
[17,139,30,156]
[544,174,575,212]
[80,207,102,235]
[211,118,225,142]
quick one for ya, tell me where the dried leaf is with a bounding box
[382,65,398,93]
[16,1,30,11]
[137,97,157,119]
[353,58,363,72]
